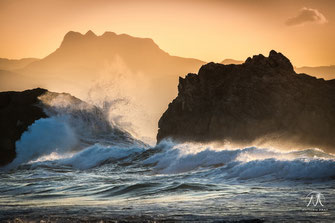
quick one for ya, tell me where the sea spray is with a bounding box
[143,141,335,180]
[6,116,78,169]
[2,92,145,170]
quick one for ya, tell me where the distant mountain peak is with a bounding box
[54,30,170,59]
[63,31,82,39]
[61,31,84,46]
[60,30,157,46]
[62,30,97,44]
[85,30,97,37]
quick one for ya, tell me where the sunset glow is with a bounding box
[1,0,335,67]
[1,1,335,222]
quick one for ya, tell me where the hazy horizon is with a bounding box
[1,0,335,67]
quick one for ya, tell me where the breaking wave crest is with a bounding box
[59,144,145,169]
[5,116,78,169]
[8,138,335,182]
[3,92,145,169]
[143,141,335,181]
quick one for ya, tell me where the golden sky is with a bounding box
[0,0,334,67]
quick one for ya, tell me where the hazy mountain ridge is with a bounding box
[0,58,39,71]
[0,70,38,91]
[294,65,335,80]
[22,30,204,78]
[220,59,243,65]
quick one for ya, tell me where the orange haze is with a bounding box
[1,0,335,67]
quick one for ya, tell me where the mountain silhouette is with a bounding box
[21,30,204,79]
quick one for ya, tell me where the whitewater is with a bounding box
[1,94,334,222]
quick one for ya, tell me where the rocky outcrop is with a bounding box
[0,88,48,166]
[157,50,335,152]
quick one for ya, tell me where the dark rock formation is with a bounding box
[0,88,48,166]
[157,50,335,152]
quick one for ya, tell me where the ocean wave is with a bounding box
[3,93,145,169]
[58,144,145,169]
[144,141,335,181]
[5,116,78,169]
[217,158,335,181]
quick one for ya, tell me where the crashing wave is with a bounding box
[3,92,146,169]
[3,91,335,182]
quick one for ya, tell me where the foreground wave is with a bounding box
[4,139,335,182]
[1,140,335,222]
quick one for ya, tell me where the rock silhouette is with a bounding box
[157,50,335,152]
[0,88,48,166]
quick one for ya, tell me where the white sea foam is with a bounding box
[220,158,335,180]
[144,141,335,180]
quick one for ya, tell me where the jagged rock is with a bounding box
[157,50,335,152]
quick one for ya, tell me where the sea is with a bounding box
[0,95,334,222]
